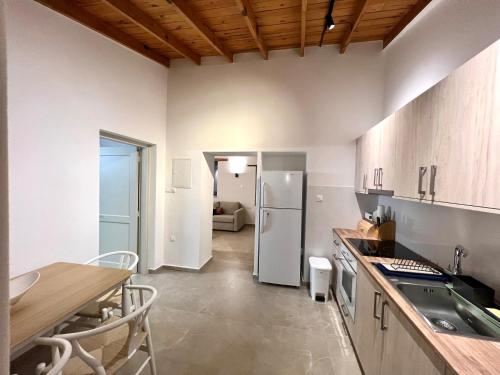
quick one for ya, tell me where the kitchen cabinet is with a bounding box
[355,115,396,193]
[354,135,368,193]
[430,43,500,208]
[356,39,500,211]
[352,266,383,375]
[331,232,342,299]
[355,128,379,193]
[352,267,444,375]
[393,88,436,200]
[377,114,396,191]
[379,300,444,375]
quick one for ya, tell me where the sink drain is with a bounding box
[430,318,457,332]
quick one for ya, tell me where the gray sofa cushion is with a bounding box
[220,201,240,215]
[213,214,234,223]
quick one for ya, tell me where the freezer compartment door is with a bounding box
[261,171,303,209]
[258,208,302,286]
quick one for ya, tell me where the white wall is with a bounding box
[380,197,500,294]
[383,0,500,115]
[165,43,385,272]
[216,159,257,224]
[0,0,9,369]
[381,0,500,294]
[6,0,168,276]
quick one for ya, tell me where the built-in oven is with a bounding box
[337,243,357,322]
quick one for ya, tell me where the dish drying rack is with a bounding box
[389,259,442,275]
[375,259,450,282]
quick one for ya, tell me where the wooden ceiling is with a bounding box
[35,0,432,67]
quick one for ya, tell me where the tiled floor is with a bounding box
[212,225,255,254]
[127,241,362,374]
[12,229,362,374]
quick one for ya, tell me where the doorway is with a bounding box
[210,153,258,269]
[99,132,156,274]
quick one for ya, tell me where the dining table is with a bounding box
[10,262,132,358]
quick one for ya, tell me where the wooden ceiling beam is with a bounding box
[383,0,432,48]
[167,0,233,63]
[34,0,170,68]
[340,0,370,54]
[235,0,268,60]
[102,0,200,65]
[300,0,307,57]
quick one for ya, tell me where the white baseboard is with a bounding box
[149,256,213,273]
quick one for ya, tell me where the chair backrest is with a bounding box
[85,251,138,271]
[55,285,157,371]
[32,337,72,375]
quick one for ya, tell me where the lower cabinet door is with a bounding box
[379,302,445,375]
[352,267,384,375]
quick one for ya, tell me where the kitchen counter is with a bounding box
[334,228,500,375]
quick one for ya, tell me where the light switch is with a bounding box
[316,195,323,202]
[170,235,176,242]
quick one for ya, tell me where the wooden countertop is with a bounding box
[10,262,132,354]
[333,228,500,375]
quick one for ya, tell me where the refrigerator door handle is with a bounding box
[261,182,267,207]
[261,210,270,233]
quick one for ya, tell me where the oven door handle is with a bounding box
[340,303,349,317]
[340,259,355,274]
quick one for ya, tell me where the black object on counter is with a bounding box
[452,275,495,307]
[346,238,425,261]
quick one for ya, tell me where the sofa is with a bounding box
[213,201,246,232]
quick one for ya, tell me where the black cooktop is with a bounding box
[346,238,424,260]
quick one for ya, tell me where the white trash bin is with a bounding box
[309,257,332,302]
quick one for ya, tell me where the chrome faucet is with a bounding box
[451,245,467,275]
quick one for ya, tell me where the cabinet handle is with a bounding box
[429,165,437,196]
[340,304,349,317]
[378,168,383,188]
[363,173,367,190]
[333,239,339,246]
[373,291,382,320]
[333,254,345,261]
[380,301,389,331]
[341,320,349,336]
[418,167,427,196]
[373,168,377,187]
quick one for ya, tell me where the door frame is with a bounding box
[203,151,260,273]
[100,130,157,274]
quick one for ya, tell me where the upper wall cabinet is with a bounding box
[356,39,500,212]
[393,88,436,201]
[355,115,396,194]
[430,44,500,208]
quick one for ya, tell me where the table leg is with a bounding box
[121,281,130,316]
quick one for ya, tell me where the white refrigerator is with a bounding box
[258,171,303,287]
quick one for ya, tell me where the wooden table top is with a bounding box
[334,228,500,375]
[10,262,131,353]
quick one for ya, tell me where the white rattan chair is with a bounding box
[11,337,72,375]
[79,251,139,321]
[57,285,157,375]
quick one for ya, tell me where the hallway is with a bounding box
[130,250,362,374]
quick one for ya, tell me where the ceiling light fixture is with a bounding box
[326,14,335,31]
[319,0,336,47]
[228,156,247,174]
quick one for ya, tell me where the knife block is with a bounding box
[357,219,396,241]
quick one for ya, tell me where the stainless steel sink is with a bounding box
[388,278,500,340]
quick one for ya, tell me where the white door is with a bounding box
[99,147,139,256]
[258,208,301,286]
[261,171,303,209]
